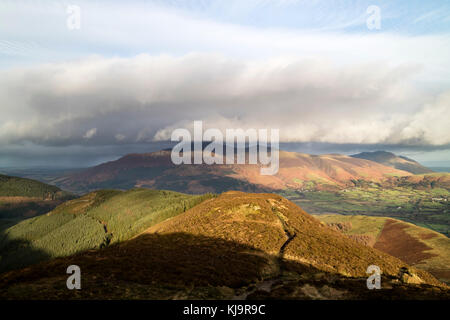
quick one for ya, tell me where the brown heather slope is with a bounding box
[374,219,450,284]
[316,215,450,284]
[54,150,411,194]
[0,192,447,300]
[147,192,439,284]
[374,220,439,265]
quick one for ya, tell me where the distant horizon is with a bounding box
[1,141,449,169]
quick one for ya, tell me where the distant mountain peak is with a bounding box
[351,151,433,175]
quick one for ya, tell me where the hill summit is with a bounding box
[0,174,74,221]
[0,174,69,199]
[351,151,433,174]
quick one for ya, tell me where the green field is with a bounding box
[317,214,386,239]
[281,186,449,236]
[0,189,214,273]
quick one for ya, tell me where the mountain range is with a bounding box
[54,150,423,194]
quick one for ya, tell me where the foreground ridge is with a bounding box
[0,191,448,300]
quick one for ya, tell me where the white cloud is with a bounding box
[398,92,450,145]
[83,128,97,139]
[115,134,126,142]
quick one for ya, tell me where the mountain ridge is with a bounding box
[351,151,433,174]
[54,150,413,194]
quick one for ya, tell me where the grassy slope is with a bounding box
[316,215,386,239]
[0,189,214,273]
[316,214,450,283]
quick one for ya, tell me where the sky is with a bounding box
[0,0,449,167]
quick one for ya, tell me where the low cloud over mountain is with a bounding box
[0,54,449,150]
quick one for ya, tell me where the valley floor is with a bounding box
[281,186,449,236]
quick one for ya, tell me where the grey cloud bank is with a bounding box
[0,53,449,150]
